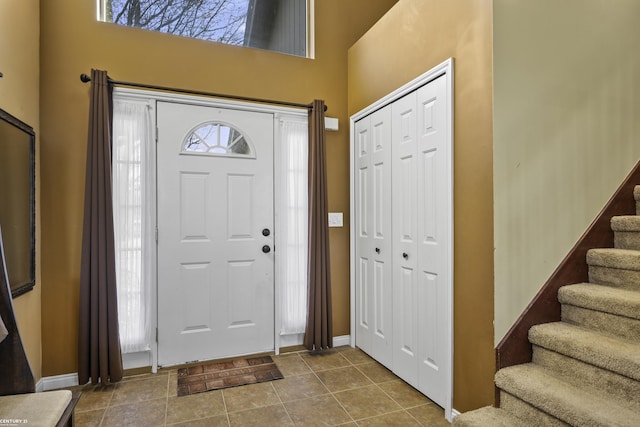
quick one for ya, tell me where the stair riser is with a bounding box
[615,231,640,250]
[589,266,640,291]
[499,392,568,427]
[562,305,640,341]
[532,346,640,412]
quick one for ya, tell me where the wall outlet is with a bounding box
[328,212,343,227]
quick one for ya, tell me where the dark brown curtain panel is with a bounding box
[78,69,123,385]
[304,100,333,351]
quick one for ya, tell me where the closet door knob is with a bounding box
[375,248,381,254]
[402,252,409,260]
[262,245,271,253]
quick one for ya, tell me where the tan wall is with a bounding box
[39,0,398,377]
[493,0,640,343]
[0,0,42,382]
[348,0,495,412]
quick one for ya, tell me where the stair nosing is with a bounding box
[611,215,640,232]
[496,364,640,426]
[587,248,640,270]
[528,322,640,381]
[558,283,640,320]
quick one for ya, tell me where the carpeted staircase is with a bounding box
[454,186,640,426]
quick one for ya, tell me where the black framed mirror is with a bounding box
[0,108,36,298]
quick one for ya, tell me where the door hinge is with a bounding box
[155,227,159,243]
[156,327,158,343]
[155,127,159,143]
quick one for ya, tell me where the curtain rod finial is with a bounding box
[80,73,91,83]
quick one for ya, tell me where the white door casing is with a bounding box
[157,102,275,366]
[350,59,454,420]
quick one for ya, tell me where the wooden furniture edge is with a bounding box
[56,390,81,427]
[494,160,640,405]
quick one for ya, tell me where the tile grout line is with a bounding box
[220,388,232,427]
[99,383,116,426]
[269,380,296,425]
[322,351,359,425]
[295,351,356,425]
[163,371,170,426]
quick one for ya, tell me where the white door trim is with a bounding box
[112,87,308,371]
[349,58,454,421]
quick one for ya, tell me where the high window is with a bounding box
[98,0,310,57]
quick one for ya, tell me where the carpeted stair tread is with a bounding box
[611,215,640,231]
[529,322,640,381]
[587,248,640,271]
[532,346,640,413]
[452,406,529,427]
[558,283,640,320]
[495,364,640,426]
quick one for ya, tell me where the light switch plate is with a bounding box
[328,212,343,227]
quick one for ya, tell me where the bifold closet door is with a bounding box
[354,105,393,369]
[391,90,420,386]
[392,74,449,407]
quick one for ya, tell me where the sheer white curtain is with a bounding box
[112,99,153,353]
[277,116,308,335]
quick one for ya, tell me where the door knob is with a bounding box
[375,247,381,254]
[262,245,271,253]
[262,228,271,237]
[402,252,409,260]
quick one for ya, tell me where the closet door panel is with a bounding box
[355,106,392,367]
[355,117,372,355]
[392,92,419,385]
[370,106,393,367]
[416,75,449,407]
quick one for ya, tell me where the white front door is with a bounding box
[156,101,275,366]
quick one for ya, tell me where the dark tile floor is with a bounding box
[69,347,451,426]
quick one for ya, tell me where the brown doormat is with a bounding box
[177,355,284,397]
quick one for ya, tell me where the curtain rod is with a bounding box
[80,73,327,112]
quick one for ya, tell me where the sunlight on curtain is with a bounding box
[278,116,308,335]
[112,100,153,353]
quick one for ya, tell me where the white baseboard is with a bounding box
[332,335,351,347]
[41,373,79,391]
[123,351,152,370]
[38,337,352,391]
[278,333,304,349]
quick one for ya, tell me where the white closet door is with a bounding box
[352,61,453,419]
[354,116,372,356]
[354,105,393,368]
[415,75,450,407]
[391,91,419,387]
